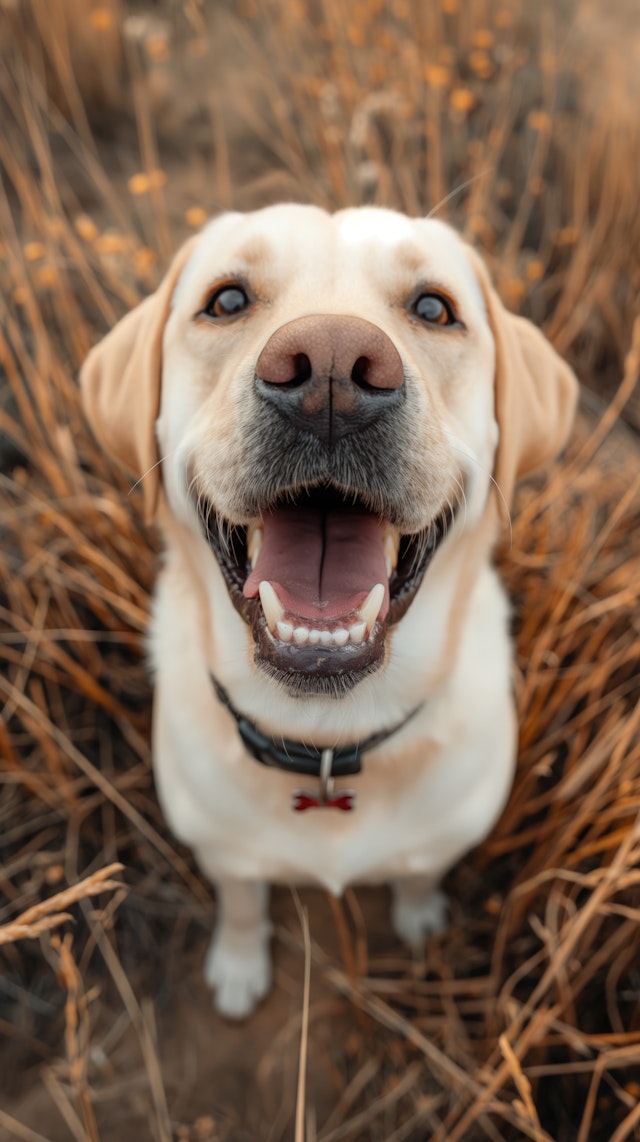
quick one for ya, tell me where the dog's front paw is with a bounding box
[204,933,272,1020]
[391,886,448,949]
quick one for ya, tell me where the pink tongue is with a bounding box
[243,505,390,622]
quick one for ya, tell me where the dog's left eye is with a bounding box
[413,292,457,326]
[204,284,250,318]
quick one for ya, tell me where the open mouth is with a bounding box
[199,485,453,695]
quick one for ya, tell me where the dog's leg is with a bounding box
[391,874,448,950]
[200,873,272,1020]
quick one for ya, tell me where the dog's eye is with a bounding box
[205,284,250,318]
[413,292,456,326]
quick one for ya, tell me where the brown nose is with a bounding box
[255,314,405,445]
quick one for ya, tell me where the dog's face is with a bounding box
[81,205,577,697]
[160,206,497,693]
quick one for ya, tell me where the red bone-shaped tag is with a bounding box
[292,790,355,812]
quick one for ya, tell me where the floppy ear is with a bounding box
[466,248,579,511]
[80,239,196,522]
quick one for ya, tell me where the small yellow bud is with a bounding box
[24,241,45,261]
[90,7,113,30]
[35,266,58,288]
[133,247,157,275]
[528,110,552,132]
[450,88,475,113]
[468,50,494,79]
[128,173,150,195]
[185,207,208,228]
[94,233,128,255]
[525,260,544,281]
[75,215,99,242]
[145,34,170,62]
[424,64,450,88]
[472,29,494,49]
[555,226,580,246]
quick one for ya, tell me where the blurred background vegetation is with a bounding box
[0,2,639,1140]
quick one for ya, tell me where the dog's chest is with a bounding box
[173,762,445,893]
[154,709,510,896]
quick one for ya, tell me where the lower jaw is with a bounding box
[250,613,386,697]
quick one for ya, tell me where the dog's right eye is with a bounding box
[204,284,250,318]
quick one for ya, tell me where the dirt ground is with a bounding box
[4,888,400,1140]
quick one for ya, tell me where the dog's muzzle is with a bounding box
[196,314,457,697]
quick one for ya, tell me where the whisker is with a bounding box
[128,450,174,497]
[426,167,494,220]
[449,442,512,546]
[451,474,468,533]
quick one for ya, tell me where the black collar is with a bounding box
[209,671,423,780]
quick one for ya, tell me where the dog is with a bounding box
[81,205,577,1019]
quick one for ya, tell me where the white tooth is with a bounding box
[293,626,309,645]
[248,525,263,569]
[349,621,366,645]
[384,531,399,576]
[276,621,293,642]
[359,583,385,633]
[308,629,321,644]
[319,630,333,646]
[333,628,349,646]
[259,581,284,632]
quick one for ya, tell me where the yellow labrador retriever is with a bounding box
[81,205,577,1018]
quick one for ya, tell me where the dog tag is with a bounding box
[292,790,356,812]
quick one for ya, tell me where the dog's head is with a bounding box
[81,206,577,696]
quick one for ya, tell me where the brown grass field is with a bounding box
[1,1,639,1139]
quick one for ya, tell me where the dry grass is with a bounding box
[1,1,639,1139]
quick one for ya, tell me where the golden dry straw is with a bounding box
[0,864,124,946]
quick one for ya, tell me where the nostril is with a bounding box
[351,355,376,391]
[292,353,312,386]
[264,352,312,389]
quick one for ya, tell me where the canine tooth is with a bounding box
[359,583,385,633]
[258,581,284,632]
[349,621,366,645]
[293,626,309,645]
[333,628,349,646]
[248,525,263,569]
[319,630,333,646]
[384,530,399,578]
[308,629,321,645]
[276,621,293,642]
